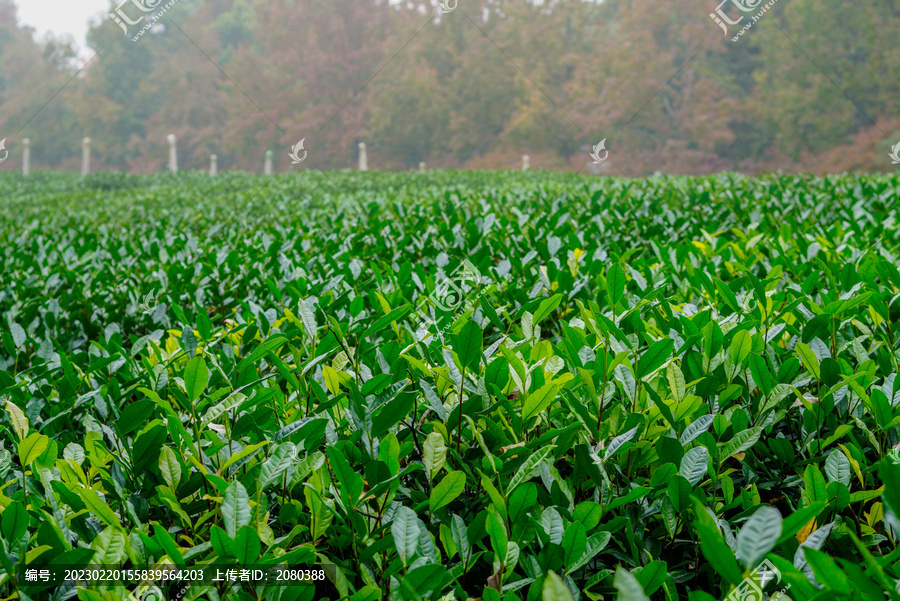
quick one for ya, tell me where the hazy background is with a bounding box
[1,0,898,175]
[14,0,108,58]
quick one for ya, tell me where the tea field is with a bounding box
[1,170,900,601]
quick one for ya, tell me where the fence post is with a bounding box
[522,155,530,171]
[358,142,368,171]
[210,154,217,176]
[22,138,31,176]
[264,150,273,175]
[82,138,91,176]
[167,134,177,173]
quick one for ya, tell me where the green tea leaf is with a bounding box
[637,339,674,380]
[391,506,420,567]
[718,427,761,465]
[749,354,775,396]
[184,356,209,403]
[1,501,27,544]
[18,432,49,467]
[77,488,121,527]
[158,446,181,489]
[679,446,709,487]
[430,471,466,512]
[234,525,261,565]
[452,320,483,370]
[508,445,556,495]
[796,342,820,380]
[735,506,782,568]
[91,526,128,565]
[258,442,297,491]
[222,481,251,538]
[543,571,574,601]
[613,568,650,601]
[523,382,560,422]
[534,294,564,325]
[423,432,447,479]
[729,330,752,365]
[606,264,625,308]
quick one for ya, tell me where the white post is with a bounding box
[22,138,31,176]
[264,150,273,175]
[358,142,368,171]
[522,155,530,171]
[167,134,177,173]
[209,154,217,176]
[82,138,91,176]
[419,162,426,173]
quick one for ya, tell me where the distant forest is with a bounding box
[1,0,899,175]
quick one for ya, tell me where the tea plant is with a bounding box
[1,171,899,601]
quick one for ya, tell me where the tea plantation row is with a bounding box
[1,170,899,601]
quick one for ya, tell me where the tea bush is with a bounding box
[1,171,899,601]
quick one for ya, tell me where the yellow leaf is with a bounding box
[374,292,392,315]
[401,354,433,377]
[796,517,817,544]
[165,335,179,356]
[869,305,883,328]
[4,401,28,440]
[552,373,575,387]
[25,545,54,564]
[184,452,209,476]
[757,300,768,321]
[283,308,304,330]
[322,365,341,395]
[724,262,737,277]
[867,502,883,528]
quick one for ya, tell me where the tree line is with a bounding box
[1,0,898,175]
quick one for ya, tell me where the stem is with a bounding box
[456,366,466,456]
[831,315,837,357]
[305,381,312,416]
[886,299,895,348]
[884,298,897,370]
[815,377,823,454]
[187,404,211,501]
[597,335,610,439]
[224,411,232,471]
